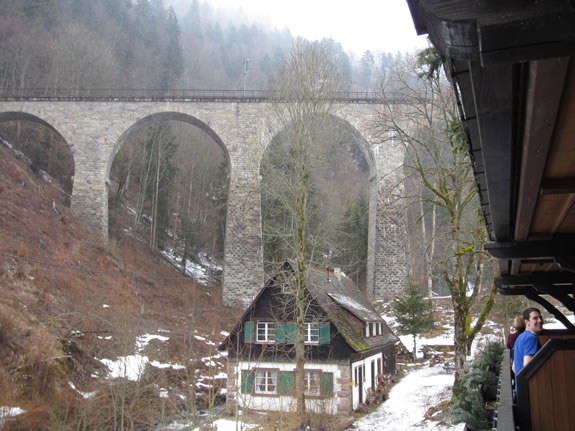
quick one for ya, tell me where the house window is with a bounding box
[304,371,321,396]
[305,323,320,344]
[255,370,277,394]
[256,322,276,343]
[365,322,383,338]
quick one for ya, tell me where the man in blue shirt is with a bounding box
[513,307,543,393]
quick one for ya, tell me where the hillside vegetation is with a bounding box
[0,143,238,430]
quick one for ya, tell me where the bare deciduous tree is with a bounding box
[266,38,344,418]
[376,48,497,386]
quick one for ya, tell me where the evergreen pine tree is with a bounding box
[393,280,435,358]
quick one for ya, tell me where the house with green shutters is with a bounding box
[220,262,399,416]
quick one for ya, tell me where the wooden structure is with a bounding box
[406,1,575,430]
[219,262,398,416]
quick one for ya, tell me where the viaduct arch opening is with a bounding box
[259,113,376,293]
[0,111,75,199]
[107,112,230,281]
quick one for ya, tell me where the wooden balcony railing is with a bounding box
[493,349,515,431]
[515,338,575,431]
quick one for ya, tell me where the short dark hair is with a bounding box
[523,307,541,321]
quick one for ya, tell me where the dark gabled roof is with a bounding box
[305,266,398,351]
[220,262,398,352]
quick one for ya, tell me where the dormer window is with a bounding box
[365,321,383,338]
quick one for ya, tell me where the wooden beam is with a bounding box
[540,177,575,195]
[485,237,575,259]
[479,12,575,65]
[556,257,575,273]
[495,273,575,288]
[514,58,569,240]
[470,62,516,242]
[498,286,575,330]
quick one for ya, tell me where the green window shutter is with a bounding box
[240,370,254,393]
[276,323,296,343]
[277,371,295,395]
[275,323,286,342]
[244,322,255,343]
[319,323,331,344]
[320,372,334,396]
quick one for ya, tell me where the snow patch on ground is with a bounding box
[100,355,148,380]
[0,407,26,426]
[353,363,461,431]
[195,418,258,431]
[69,381,97,399]
[160,249,221,285]
[99,333,186,380]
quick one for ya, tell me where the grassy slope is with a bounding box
[0,144,240,429]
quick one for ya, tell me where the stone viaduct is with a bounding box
[0,95,407,308]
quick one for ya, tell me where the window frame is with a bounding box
[304,369,322,396]
[304,322,320,344]
[254,369,279,395]
[365,321,383,338]
[256,321,276,343]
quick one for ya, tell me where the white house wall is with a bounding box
[236,361,343,416]
[351,352,384,410]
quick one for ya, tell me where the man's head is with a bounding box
[523,307,543,333]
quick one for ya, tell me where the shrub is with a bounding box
[450,341,504,430]
[475,341,504,372]
[450,389,489,431]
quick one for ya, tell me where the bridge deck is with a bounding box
[0,88,403,104]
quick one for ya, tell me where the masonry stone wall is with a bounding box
[0,100,408,306]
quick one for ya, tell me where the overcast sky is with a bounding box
[172,0,429,57]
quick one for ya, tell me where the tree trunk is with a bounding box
[134,135,154,229]
[427,200,436,296]
[294,168,309,417]
[453,298,468,386]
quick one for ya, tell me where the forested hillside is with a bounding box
[0,0,392,92]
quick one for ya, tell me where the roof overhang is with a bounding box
[406,0,575,328]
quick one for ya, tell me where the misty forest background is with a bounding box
[0,0,447,294]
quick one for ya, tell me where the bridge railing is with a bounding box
[0,88,402,103]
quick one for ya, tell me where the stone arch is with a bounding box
[0,110,76,195]
[259,112,377,288]
[107,111,230,181]
[0,111,75,153]
[106,110,232,244]
[260,113,376,183]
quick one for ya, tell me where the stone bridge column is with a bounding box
[340,105,408,302]
[217,107,266,308]
[69,134,111,237]
[372,137,408,301]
